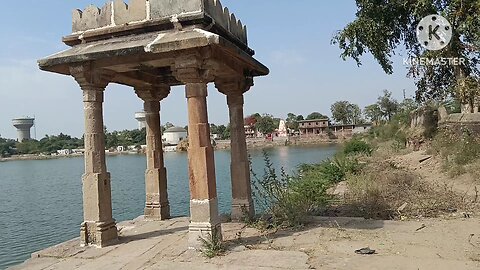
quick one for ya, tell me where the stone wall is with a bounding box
[439,113,480,135]
[72,0,247,45]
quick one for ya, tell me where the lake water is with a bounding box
[0,145,338,269]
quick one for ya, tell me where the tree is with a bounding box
[37,133,83,153]
[331,101,362,125]
[221,124,230,139]
[127,128,146,145]
[16,140,40,155]
[0,137,16,157]
[456,76,480,112]
[105,131,119,149]
[333,1,480,103]
[245,115,258,127]
[256,114,277,134]
[286,113,300,131]
[251,113,262,122]
[210,124,229,139]
[364,104,382,124]
[349,104,362,125]
[306,112,328,120]
[396,98,420,125]
[210,124,219,135]
[377,90,399,121]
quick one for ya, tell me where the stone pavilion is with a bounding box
[38,0,269,249]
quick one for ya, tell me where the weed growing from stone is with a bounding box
[199,227,224,258]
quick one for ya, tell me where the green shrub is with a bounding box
[252,153,332,227]
[316,156,362,184]
[368,122,407,146]
[343,139,373,156]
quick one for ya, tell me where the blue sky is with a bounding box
[0,0,415,139]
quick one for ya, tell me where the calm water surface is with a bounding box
[0,145,337,269]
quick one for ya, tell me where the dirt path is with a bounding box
[263,216,480,270]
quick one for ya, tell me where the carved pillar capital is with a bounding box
[69,64,115,91]
[215,77,254,97]
[134,85,171,102]
[173,54,217,84]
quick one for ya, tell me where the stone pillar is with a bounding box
[70,65,117,247]
[174,56,221,249]
[216,79,254,220]
[135,86,171,220]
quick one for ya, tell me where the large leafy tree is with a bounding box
[331,101,362,125]
[377,90,400,121]
[0,137,16,157]
[333,0,480,106]
[364,103,383,124]
[306,112,328,120]
[210,124,230,139]
[396,97,420,125]
[286,113,300,130]
[256,114,278,134]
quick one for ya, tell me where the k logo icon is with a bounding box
[417,15,453,51]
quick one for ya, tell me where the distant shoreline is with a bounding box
[0,152,138,163]
[0,137,345,163]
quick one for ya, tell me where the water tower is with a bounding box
[12,117,35,142]
[134,111,146,130]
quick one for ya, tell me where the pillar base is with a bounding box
[188,222,222,250]
[80,220,118,248]
[144,202,170,221]
[231,199,255,221]
[189,198,221,249]
[144,168,170,220]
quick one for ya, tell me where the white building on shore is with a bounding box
[162,127,188,146]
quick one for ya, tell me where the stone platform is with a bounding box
[11,217,310,270]
[11,216,480,270]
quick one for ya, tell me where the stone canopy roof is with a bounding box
[68,0,249,49]
[38,0,269,88]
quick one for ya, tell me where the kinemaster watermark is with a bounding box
[403,14,465,66]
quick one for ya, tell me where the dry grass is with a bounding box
[429,128,480,177]
[466,161,480,184]
[336,158,476,220]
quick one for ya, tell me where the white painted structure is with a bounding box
[57,149,73,155]
[278,119,288,137]
[12,117,35,142]
[134,111,146,130]
[162,127,188,146]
